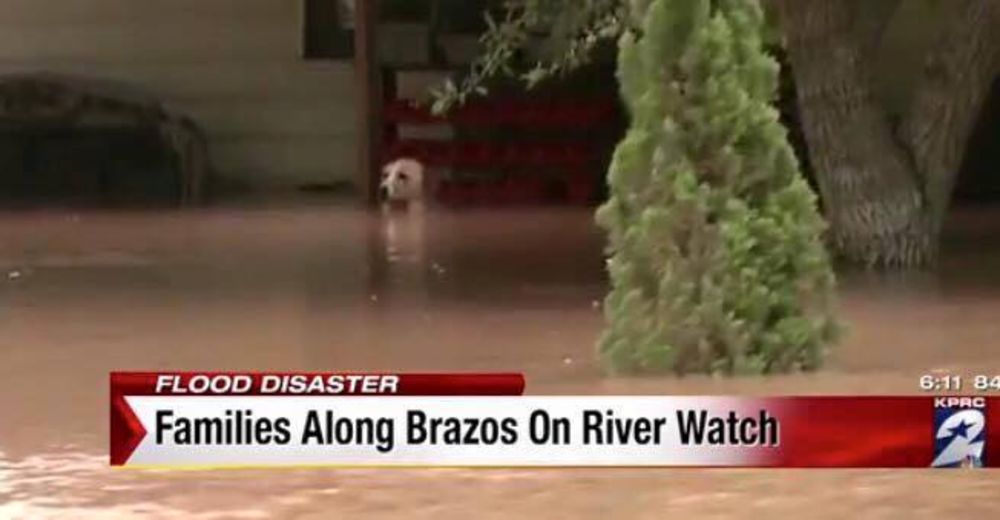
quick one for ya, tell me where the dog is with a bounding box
[378,157,429,265]
[379,158,427,211]
[374,158,433,306]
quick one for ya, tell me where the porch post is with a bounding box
[353,0,381,205]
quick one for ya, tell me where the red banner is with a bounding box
[772,396,1000,467]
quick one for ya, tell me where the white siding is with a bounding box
[0,0,356,189]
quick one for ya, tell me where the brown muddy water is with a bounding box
[1,202,999,519]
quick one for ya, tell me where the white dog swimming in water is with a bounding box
[378,158,430,298]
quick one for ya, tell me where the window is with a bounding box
[303,0,355,60]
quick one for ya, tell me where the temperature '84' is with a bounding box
[973,375,1000,392]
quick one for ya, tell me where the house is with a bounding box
[0,0,358,195]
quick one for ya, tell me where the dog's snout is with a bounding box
[378,185,390,200]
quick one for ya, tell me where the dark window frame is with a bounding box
[303,0,355,60]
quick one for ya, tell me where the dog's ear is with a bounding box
[399,159,424,181]
[410,160,426,177]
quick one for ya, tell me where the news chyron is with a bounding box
[110,372,1000,469]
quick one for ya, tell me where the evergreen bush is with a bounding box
[595,0,839,375]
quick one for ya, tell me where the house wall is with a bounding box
[0,0,357,192]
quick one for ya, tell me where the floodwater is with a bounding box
[1,201,999,519]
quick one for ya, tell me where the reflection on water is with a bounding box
[1,204,999,518]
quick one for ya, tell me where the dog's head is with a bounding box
[380,158,425,205]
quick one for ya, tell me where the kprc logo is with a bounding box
[932,397,986,468]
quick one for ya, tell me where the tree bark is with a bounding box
[774,0,1000,268]
[846,0,901,58]
[900,0,1000,228]
[775,0,933,267]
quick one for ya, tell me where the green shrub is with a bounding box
[595,0,839,375]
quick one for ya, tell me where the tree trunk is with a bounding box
[775,0,1000,268]
[900,0,1000,229]
[776,0,933,267]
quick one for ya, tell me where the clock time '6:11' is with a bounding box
[920,375,961,391]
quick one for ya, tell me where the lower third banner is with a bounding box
[110,374,1000,468]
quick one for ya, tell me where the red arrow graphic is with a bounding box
[110,375,148,466]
